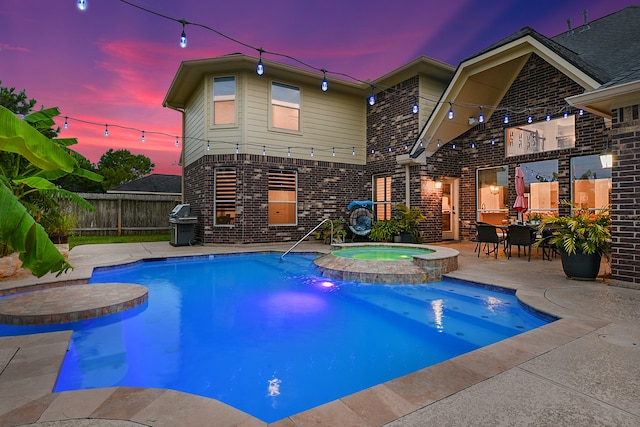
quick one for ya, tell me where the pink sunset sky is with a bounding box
[1,0,636,175]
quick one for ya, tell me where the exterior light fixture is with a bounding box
[600,139,613,168]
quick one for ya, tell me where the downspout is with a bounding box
[405,164,411,208]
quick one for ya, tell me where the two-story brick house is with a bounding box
[164,6,640,284]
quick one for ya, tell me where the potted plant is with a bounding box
[394,204,427,243]
[535,201,611,280]
[369,219,399,242]
[527,212,543,225]
[315,218,346,244]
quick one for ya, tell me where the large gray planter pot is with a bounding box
[559,249,602,281]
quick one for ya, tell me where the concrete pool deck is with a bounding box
[0,240,639,426]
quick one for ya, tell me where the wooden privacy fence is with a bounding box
[64,193,182,236]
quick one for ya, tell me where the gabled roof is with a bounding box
[410,6,640,158]
[107,174,182,195]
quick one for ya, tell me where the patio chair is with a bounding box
[347,200,373,242]
[476,224,506,258]
[539,226,559,261]
[507,224,536,261]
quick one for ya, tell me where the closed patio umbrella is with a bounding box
[513,166,528,222]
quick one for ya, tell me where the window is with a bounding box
[373,175,392,220]
[213,76,235,125]
[268,169,297,225]
[271,82,300,131]
[571,155,611,212]
[214,168,236,225]
[520,160,559,220]
[477,166,509,225]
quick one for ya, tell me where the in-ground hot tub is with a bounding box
[313,243,459,284]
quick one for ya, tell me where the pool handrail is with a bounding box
[281,218,333,260]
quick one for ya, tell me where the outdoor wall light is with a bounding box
[600,140,613,168]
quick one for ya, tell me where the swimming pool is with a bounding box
[0,253,551,423]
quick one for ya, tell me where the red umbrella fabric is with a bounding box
[513,166,528,215]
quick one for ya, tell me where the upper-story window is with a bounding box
[271,82,300,131]
[213,76,235,125]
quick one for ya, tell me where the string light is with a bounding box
[179,21,187,48]
[448,102,454,120]
[104,124,108,137]
[546,111,551,121]
[471,141,476,149]
[310,147,314,157]
[64,117,68,129]
[256,48,264,76]
[175,137,179,147]
[579,109,584,116]
[527,109,533,123]
[368,87,376,106]
[287,147,291,157]
[412,97,419,114]
[235,143,239,154]
[77,0,87,11]
[352,147,355,156]
[321,69,328,92]
[478,106,484,123]
[491,139,496,145]
[332,147,335,156]
[564,110,569,119]
[206,140,210,151]
[504,112,510,124]
[141,130,145,142]
[262,145,266,156]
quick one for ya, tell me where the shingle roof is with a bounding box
[108,174,182,194]
[551,6,640,88]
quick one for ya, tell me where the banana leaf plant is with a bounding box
[0,105,102,277]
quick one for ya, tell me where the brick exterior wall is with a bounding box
[366,76,447,242]
[610,104,640,284]
[184,154,367,244]
[444,53,609,241]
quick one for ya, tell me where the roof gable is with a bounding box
[108,174,182,195]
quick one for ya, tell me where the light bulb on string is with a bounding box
[579,109,584,116]
[452,143,456,150]
[321,69,328,92]
[175,137,179,147]
[448,102,454,120]
[436,140,441,148]
[104,124,108,137]
[141,130,145,142]
[368,93,376,106]
[478,106,484,123]
[310,147,314,157]
[64,117,68,129]
[206,141,210,151]
[471,141,476,149]
[179,21,187,48]
[352,147,355,156]
[388,146,392,152]
[235,144,239,154]
[564,110,569,119]
[256,48,264,76]
[287,147,291,157]
[412,97,419,114]
[491,139,496,145]
[262,146,266,156]
[546,111,551,121]
[332,147,335,156]
[527,109,533,123]
[503,112,509,124]
[77,0,87,11]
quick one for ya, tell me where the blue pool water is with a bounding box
[0,253,551,422]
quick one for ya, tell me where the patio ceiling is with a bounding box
[410,33,603,160]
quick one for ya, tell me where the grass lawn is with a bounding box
[68,234,169,249]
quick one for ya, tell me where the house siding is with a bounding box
[183,80,206,167]
[611,104,640,284]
